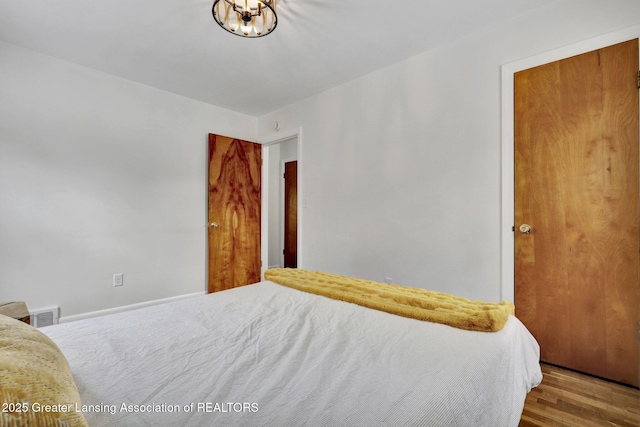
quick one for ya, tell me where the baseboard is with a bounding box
[59,291,206,324]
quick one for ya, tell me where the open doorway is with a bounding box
[265,136,298,270]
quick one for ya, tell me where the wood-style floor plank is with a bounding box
[519,363,640,427]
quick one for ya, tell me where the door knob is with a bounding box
[209,222,219,228]
[519,224,532,234]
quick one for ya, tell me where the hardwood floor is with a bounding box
[519,363,640,426]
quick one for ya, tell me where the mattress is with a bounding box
[42,281,542,426]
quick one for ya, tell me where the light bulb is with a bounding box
[241,20,252,35]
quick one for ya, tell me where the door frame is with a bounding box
[500,25,640,302]
[259,127,303,279]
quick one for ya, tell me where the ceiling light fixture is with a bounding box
[212,0,277,38]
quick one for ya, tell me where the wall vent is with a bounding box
[30,307,60,328]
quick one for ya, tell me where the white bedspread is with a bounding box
[42,281,542,426]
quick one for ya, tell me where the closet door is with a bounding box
[283,160,297,268]
[514,39,639,387]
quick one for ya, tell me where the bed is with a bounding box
[2,271,542,427]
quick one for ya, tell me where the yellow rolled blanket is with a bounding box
[264,268,514,332]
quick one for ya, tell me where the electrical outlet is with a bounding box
[113,273,124,287]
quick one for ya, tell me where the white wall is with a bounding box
[257,0,640,301]
[0,41,256,318]
[3,0,639,317]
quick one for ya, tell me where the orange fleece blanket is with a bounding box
[264,269,514,332]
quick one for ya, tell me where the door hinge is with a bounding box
[512,226,515,232]
[283,249,286,255]
[637,71,640,89]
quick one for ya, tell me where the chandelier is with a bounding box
[212,0,277,38]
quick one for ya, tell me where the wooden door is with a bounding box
[207,134,261,293]
[284,161,297,268]
[514,39,639,387]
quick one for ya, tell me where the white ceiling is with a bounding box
[0,0,554,117]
